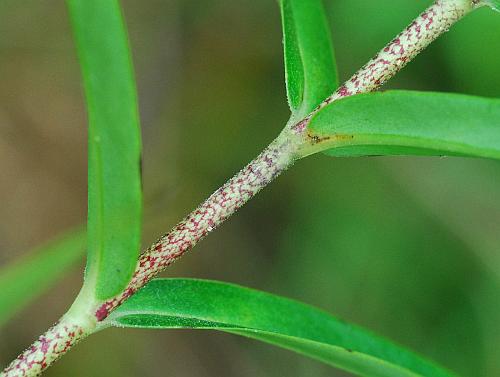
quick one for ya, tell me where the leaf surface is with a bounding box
[67,0,142,299]
[303,91,500,159]
[279,0,338,117]
[107,278,454,377]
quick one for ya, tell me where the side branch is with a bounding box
[292,0,480,135]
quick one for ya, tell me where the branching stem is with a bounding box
[292,0,481,141]
[1,1,482,376]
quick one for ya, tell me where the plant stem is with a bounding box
[292,0,481,137]
[1,1,482,376]
[0,130,301,377]
[0,310,95,377]
[95,0,481,324]
[94,130,301,319]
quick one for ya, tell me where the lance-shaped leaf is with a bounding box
[106,279,454,377]
[301,91,500,159]
[279,0,338,117]
[67,0,142,299]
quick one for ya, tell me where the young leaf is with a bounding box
[67,0,142,300]
[0,228,85,327]
[302,91,500,159]
[279,0,338,117]
[106,279,454,377]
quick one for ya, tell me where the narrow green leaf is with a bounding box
[0,228,85,327]
[67,0,142,299]
[279,0,338,117]
[107,278,453,377]
[303,91,500,159]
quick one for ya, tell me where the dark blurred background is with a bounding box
[0,0,499,376]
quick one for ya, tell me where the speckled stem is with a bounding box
[1,131,299,377]
[0,315,94,377]
[1,1,480,376]
[292,0,480,135]
[94,131,300,320]
[94,0,480,321]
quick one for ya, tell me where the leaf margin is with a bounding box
[279,0,339,118]
[300,90,500,159]
[105,278,454,377]
[66,0,143,300]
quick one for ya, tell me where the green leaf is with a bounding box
[0,228,86,327]
[67,0,142,299]
[106,278,453,377]
[279,0,338,117]
[302,91,500,159]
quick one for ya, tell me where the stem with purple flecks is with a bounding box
[1,1,484,376]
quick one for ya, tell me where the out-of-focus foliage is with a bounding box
[0,0,498,376]
[485,0,499,12]
[0,229,85,327]
[442,6,500,98]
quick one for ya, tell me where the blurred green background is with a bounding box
[0,0,499,376]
